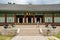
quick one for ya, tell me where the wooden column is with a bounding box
[33,15,35,23]
[52,12,54,24]
[24,15,26,23]
[5,14,7,23]
[43,12,45,23]
[14,14,16,24]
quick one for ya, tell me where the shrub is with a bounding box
[56,33,60,38]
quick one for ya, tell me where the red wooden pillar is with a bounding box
[33,15,35,23]
[5,14,7,23]
[14,14,16,24]
[24,15,26,23]
[43,12,45,23]
[52,12,54,24]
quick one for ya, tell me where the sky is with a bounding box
[0,0,60,4]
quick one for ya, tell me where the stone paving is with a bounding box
[0,25,60,40]
[11,36,60,40]
[11,25,60,40]
[11,36,48,40]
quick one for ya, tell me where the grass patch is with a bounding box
[56,33,60,38]
[48,38,56,40]
[0,35,14,40]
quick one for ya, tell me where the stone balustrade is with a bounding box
[0,28,17,36]
[39,28,59,36]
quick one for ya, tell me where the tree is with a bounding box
[8,2,12,4]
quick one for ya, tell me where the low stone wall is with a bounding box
[0,28,17,36]
[39,28,59,36]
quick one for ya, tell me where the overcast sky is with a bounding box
[0,0,60,4]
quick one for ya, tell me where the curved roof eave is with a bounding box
[0,4,60,11]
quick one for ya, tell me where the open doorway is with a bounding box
[16,15,24,23]
[35,15,43,23]
[37,17,41,23]
[26,16,33,23]
[19,17,23,23]
[28,17,31,23]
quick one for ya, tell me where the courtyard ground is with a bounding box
[12,25,60,40]
[0,25,60,40]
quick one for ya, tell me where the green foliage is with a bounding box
[48,38,55,40]
[56,33,60,38]
[0,35,14,40]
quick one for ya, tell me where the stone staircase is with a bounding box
[18,28,41,36]
[1,25,60,36]
[15,25,45,36]
[15,25,45,28]
[0,25,45,36]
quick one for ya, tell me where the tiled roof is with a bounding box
[0,4,60,11]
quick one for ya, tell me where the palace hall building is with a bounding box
[0,4,60,25]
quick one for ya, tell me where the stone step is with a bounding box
[15,25,45,28]
[18,28,41,36]
[11,36,48,40]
